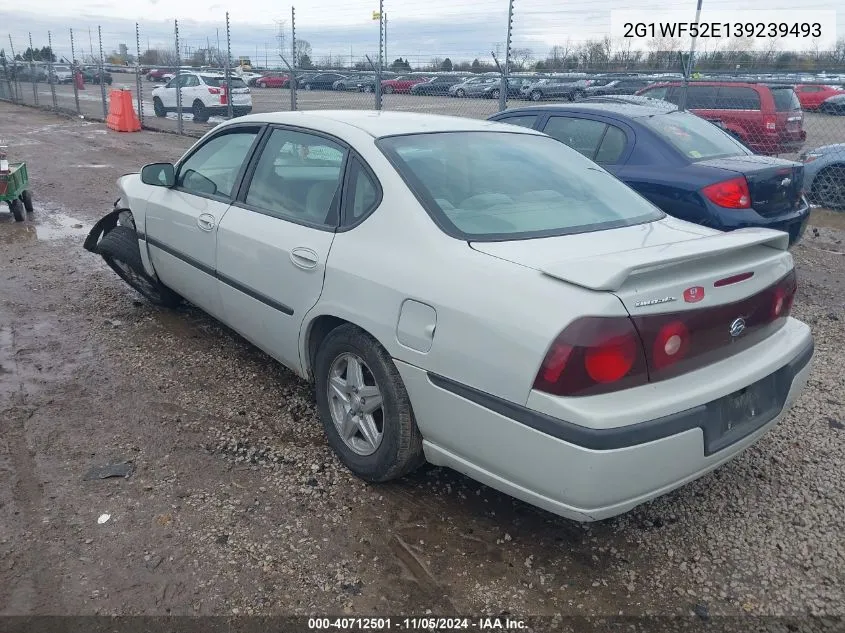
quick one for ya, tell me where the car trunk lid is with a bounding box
[697,155,804,217]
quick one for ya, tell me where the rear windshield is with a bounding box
[769,87,801,111]
[202,76,247,89]
[378,132,663,241]
[642,111,749,161]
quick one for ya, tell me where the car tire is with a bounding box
[384,85,393,94]
[490,88,500,99]
[314,324,425,483]
[192,100,209,123]
[812,165,845,210]
[97,225,182,308]
[9,199,25,222]
[153,97,166,118]
[364,85,373,93]
[456,88,466,98]
[304,83,312,91]
[530,90,542,101]
[21,190,34,214]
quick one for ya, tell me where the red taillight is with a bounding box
[208,87,222,94]
[533,317,648,397]
[764,114,777,132]
[220,87,228,105]
[714,271,754,287]
[702,177,751,209]
[533,271,797,397]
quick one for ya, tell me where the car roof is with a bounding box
[496,101,679,119]
[228,110,542,138]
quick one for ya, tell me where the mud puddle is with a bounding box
[0,208,91,242]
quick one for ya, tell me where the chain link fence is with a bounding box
[1,5,844,206]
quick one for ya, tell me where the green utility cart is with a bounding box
[0,162,34,222]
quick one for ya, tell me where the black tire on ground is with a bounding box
[530,90,542,101]
[314,324,425,483]
[812,165,845,210]
[192,100,209,123]
[490,88,500,99]
[9,199,25,222]
[153,97,166,118]
[383,85,394,94]
[21,190,34,213]
[97,225,181,307]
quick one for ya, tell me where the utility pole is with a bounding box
[384,12,387,67]
[88,27,93,61]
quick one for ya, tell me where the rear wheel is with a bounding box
[97,225,181,307]
[530,89,542,101]
[490,88,500,99]
[9,199,24,222]
[21,190,33,213]
[192,100,209,123]
[812,165,845,210]
[315,324,425,482]
[153,97,166,117]
[456,88,466,98]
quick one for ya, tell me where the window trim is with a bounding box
[338,152,384,231]
[232,123,353,232]
[173,123,267,204]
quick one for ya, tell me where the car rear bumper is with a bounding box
[709,197,811,246]
[396,319,812,522]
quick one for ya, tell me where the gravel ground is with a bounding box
[0,102,843,624]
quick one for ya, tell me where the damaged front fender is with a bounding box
[83,208,124,253]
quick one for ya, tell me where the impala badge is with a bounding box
[634,296,676,308]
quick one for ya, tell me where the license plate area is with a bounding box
[704,373,782,455]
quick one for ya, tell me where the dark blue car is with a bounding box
[488,102,810,245]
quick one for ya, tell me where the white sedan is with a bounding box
[84,111,813,521]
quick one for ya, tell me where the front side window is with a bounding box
[245,128,347,227]
[177,129,259,198]
[379,131,663,240]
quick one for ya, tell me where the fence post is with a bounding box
[48,31,57,110]
[98,26,107,118]
[290,7,297,111]
[8,35,20,104]
[174,20,183,134]
[499,0,514,112]
[135,23,144,126]
[225,12,233,119]
[375,0,383,110]
[677,0,703,112]
[69,28,80,114]
[28,32,39,106]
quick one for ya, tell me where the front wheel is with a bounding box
[153,97,166,117]
[490,88,500,99]
[97,225,181,307]
[530,90,542,101]
[315,324,424,482]
[383,85,394,94]
[455,89,466,98]
[304,83,312,91]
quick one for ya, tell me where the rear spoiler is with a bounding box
[540,228,789,292]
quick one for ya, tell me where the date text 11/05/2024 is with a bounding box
[308,617,527,630]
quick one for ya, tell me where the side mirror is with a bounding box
[141,163,175,187]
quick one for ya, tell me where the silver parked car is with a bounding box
[449,76,500,98]
[84,111,813,522]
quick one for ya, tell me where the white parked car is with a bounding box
[50,64,73,84]
[84,111,813,521]
[151,72,252,122]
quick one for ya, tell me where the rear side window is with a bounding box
[594,126,627,163]
[715,86,761,110]
[543,117,607,159]
[685,86,717,109]
[202,76,247,89]
[770,87,801,111]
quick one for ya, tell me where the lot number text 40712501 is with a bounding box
[307,616,527,630]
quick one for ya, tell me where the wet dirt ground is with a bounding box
[0,102,843,622]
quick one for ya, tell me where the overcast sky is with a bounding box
[1,0,841,66]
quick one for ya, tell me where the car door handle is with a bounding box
[290,247,319,270]
[197,214,216,232]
